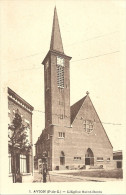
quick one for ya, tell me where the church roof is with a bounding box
[71,95,87,124]
[50,7,64,53]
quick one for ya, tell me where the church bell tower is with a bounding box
[42,7,72,128]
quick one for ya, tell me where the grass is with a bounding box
[61,169,123,179]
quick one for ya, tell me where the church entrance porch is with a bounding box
[85,148,94,167]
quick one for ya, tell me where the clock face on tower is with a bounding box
[57,56,64,66]
[83,120,94,134]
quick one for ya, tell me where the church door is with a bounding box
[60,151,65,165]
[85,148,94,166]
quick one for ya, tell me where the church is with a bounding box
[34,7,114,171]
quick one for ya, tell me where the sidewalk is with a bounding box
[33,171,51,182]
[49,171,122,182]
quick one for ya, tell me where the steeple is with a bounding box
[42,7,71,128]
[50,7,64,53]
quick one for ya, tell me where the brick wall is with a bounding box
[50,95,113,170]
[8,95,33,174]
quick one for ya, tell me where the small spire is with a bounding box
[86,91,89,96]
[50,7,64,53]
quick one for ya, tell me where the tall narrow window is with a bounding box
[8,153,12,173]
[20,155,27,173]
[57,56,64,88]
[45,60,49,90]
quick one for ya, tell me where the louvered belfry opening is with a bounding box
[57,65,64,88]
[57,56,64,88]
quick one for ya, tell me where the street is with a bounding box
[33,171,83,182]
[32,170,122,183]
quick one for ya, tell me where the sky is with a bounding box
[1,0,126,155]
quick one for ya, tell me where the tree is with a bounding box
[8,109,31,183]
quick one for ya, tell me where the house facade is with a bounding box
[8,87,34,182]
[35,7,114,171]
[113,150,123,169]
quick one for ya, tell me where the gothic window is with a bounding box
[57,56,64,88]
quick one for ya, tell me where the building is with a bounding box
[8,87,34,182]
[35,7,114,171]
[113,150,123,169]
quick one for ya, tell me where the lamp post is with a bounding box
[42,151,48,183]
